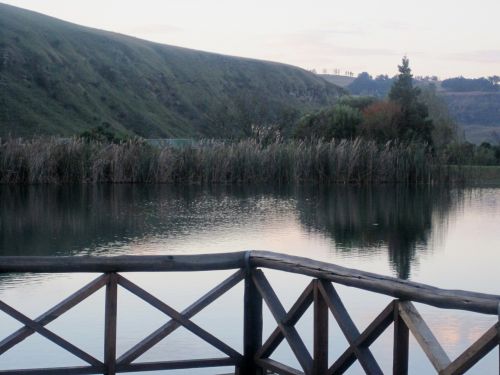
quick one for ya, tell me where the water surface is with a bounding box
[0,185,498,374]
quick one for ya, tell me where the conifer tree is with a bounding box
[389,57,434,145]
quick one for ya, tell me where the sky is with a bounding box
[2,0,499,79]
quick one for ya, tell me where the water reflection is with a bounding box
[296,186,457,278]
[0,184,458,279]
[0,185,294,256]
[1,185,498,374]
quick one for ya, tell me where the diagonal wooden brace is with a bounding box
[256,280,314,360]
[318,280,383,375]
[117,274,242,361]
[252,269,313,375]
[0,299,104,368]
[117,269,245,365]
[0,274,108,355]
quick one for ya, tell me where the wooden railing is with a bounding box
[0,251,498,374]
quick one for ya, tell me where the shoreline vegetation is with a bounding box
[1,137,499,185]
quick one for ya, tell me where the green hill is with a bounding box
[320,74,355,88]
[441,92,500,144]
[0,3,344,138]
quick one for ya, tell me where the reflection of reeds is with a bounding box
[0,137,457,184]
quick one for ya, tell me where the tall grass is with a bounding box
[0,137,458,184]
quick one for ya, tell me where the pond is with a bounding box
[0,184,498,374]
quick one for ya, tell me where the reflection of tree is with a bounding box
[295,186,457,279]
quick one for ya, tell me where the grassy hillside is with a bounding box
[0,3,344,138]
[320,74,355,88]
[462,125,500,144]
[441,92,500,144]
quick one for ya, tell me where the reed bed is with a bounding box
[0,137,456,184]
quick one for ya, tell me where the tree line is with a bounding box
[295,58,437,146]
[441,76,499,92]
[347,72,499,96]
[294,57,500,165]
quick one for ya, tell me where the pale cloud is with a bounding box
[1,0,499,77]
[125,24,182,35]
[332,46,399,57]
[447,50,500,64]
[313,27,367,36]
[264,30,398,56]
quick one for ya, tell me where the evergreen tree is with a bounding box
[389,57,434,145]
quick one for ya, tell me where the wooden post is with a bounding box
[239,266,263,375]
[313,280,328,375]
[393,300,409,375]
[104,273,118,375]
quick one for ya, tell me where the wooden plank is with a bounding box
[313,280,328,375]
[0,359,236,374]
[104,273,118,375]
[398,301,451,372]
[252,270,313,375]
[318,280,383,375]
[117,269,245,365]
[318,281,359,339]
[256,281,314,359]
[0,252,247,273]
[240,268,263,375]
[441,322,499,375]
[116,357,236,372]
[356,301,396,348]
[393,301,409,375]
[117,274,242,361]
[255,358,304,375]
[328,300,395,375]
[0,274,108,355]
[283,282,315,326]
[0,300,103,368]
[250,251,500,315]
[0,366,103,375]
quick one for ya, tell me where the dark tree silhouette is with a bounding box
[389,57,434,145]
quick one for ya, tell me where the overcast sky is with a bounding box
[2,0,499,78]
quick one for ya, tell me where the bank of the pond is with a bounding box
[0,137,494,184]
[457,165,500,185]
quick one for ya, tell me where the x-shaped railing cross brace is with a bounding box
[0,274,109,369]
[0,270,245,371]
[252,270,393,375]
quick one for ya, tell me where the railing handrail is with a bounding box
[1,250,499,315]
[0,252,247,273]
[250,251,500,315]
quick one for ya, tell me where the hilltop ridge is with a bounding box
[0,3,344,138]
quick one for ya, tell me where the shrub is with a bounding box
[293,105,362,141]
[359,101,401,143]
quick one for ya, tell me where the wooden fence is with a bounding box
[0,251,498,374]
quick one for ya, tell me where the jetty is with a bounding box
[0,251,498,374]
